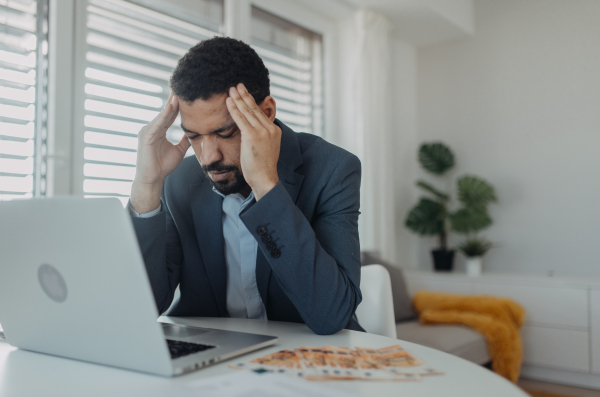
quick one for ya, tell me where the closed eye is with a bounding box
[186,127,237,141]
[217,128,237,139]
[218,132,235,139]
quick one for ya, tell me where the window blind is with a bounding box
[251,7,323,136]
[82,0,222,205]
[0,0,48,201]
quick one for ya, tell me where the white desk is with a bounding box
[0,317,527,397]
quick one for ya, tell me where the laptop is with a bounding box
[0,197,278,376]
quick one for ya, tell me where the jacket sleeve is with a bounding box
[240,154,362,335]
[127,197,183,314]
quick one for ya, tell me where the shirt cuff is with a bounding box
[129,202,162,218]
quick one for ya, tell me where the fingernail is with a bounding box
[230,87,236,95]
[238,83,246,93]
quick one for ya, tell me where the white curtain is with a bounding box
[350,9,395,260]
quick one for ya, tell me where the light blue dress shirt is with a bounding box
[211,187,266,320]
[129,189,266,320]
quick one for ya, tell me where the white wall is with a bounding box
[417,0,600,277]
[423,0,474,34]
[340,0,473,47]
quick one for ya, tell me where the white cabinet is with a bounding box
[521,326,589,372]
[591,289,600,375]
[403,271,600,386]
[405,278,473,297]
[472,284,588,328]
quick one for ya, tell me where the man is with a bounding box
[128,37,363,335]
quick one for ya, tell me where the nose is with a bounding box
[198,135,223,166]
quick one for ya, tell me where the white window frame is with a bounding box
[45,0,339,196]
[248,0,338,142]
[47,0,76,196]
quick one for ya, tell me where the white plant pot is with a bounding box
[465,257,483,276]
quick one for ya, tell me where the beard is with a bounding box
[201,161,249,196]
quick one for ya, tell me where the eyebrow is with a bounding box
[181,122,236,136]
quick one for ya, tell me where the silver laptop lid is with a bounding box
[0,197,172,376]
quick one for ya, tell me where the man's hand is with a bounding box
[226,83,281,201]
[130,92,190,214]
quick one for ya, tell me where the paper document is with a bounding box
[230,345,442,381]
[185,371,357,397]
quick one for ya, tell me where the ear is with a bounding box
[258,96,277,122]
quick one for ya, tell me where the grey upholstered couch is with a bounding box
[361,252,490,365]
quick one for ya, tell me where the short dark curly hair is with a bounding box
[170,37,270,104]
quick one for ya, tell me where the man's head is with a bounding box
[170,37,275,195]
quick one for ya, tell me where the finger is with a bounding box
[162,95,179,129]
[147,92,175,132]
[226,96,253,133]
[175,132,191,155]
[160,91,175,116]
[229,86,262,128]
[157,90,173,116]
[142,95,179,142]
[236,83,273,129]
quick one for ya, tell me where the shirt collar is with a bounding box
[212,186,255,207]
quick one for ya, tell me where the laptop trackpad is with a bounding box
[161,323,212,339]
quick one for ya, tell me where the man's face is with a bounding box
[178,93,249,195]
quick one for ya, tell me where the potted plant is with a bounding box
[405,142,497,271]
[458,237,492,276]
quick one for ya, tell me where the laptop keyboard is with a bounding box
[166,339,215,359]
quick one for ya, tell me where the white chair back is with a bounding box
[355,264,397,338]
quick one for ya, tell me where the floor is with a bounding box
[519,379,600,397]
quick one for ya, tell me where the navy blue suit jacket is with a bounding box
[130,120,364,335]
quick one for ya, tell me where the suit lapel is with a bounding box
[256,120,305,313]
[190,182,228,317]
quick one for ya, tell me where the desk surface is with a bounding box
[0,317,527,397]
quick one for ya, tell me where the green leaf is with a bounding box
[449,207,492,234]
[418,143,455,175]
[458,237,493,257]
[405,198,445,236]
[457,175,497,208]
[416,180,449,201]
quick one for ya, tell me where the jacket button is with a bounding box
[262,235,272,243]
[267,241,277,250]
[257,226,267,235]
[271,249,281,258]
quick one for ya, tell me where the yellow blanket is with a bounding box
[413,291,526,382]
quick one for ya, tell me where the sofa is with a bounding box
[361,252,490,365]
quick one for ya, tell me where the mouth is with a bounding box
[209,170,231,182]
